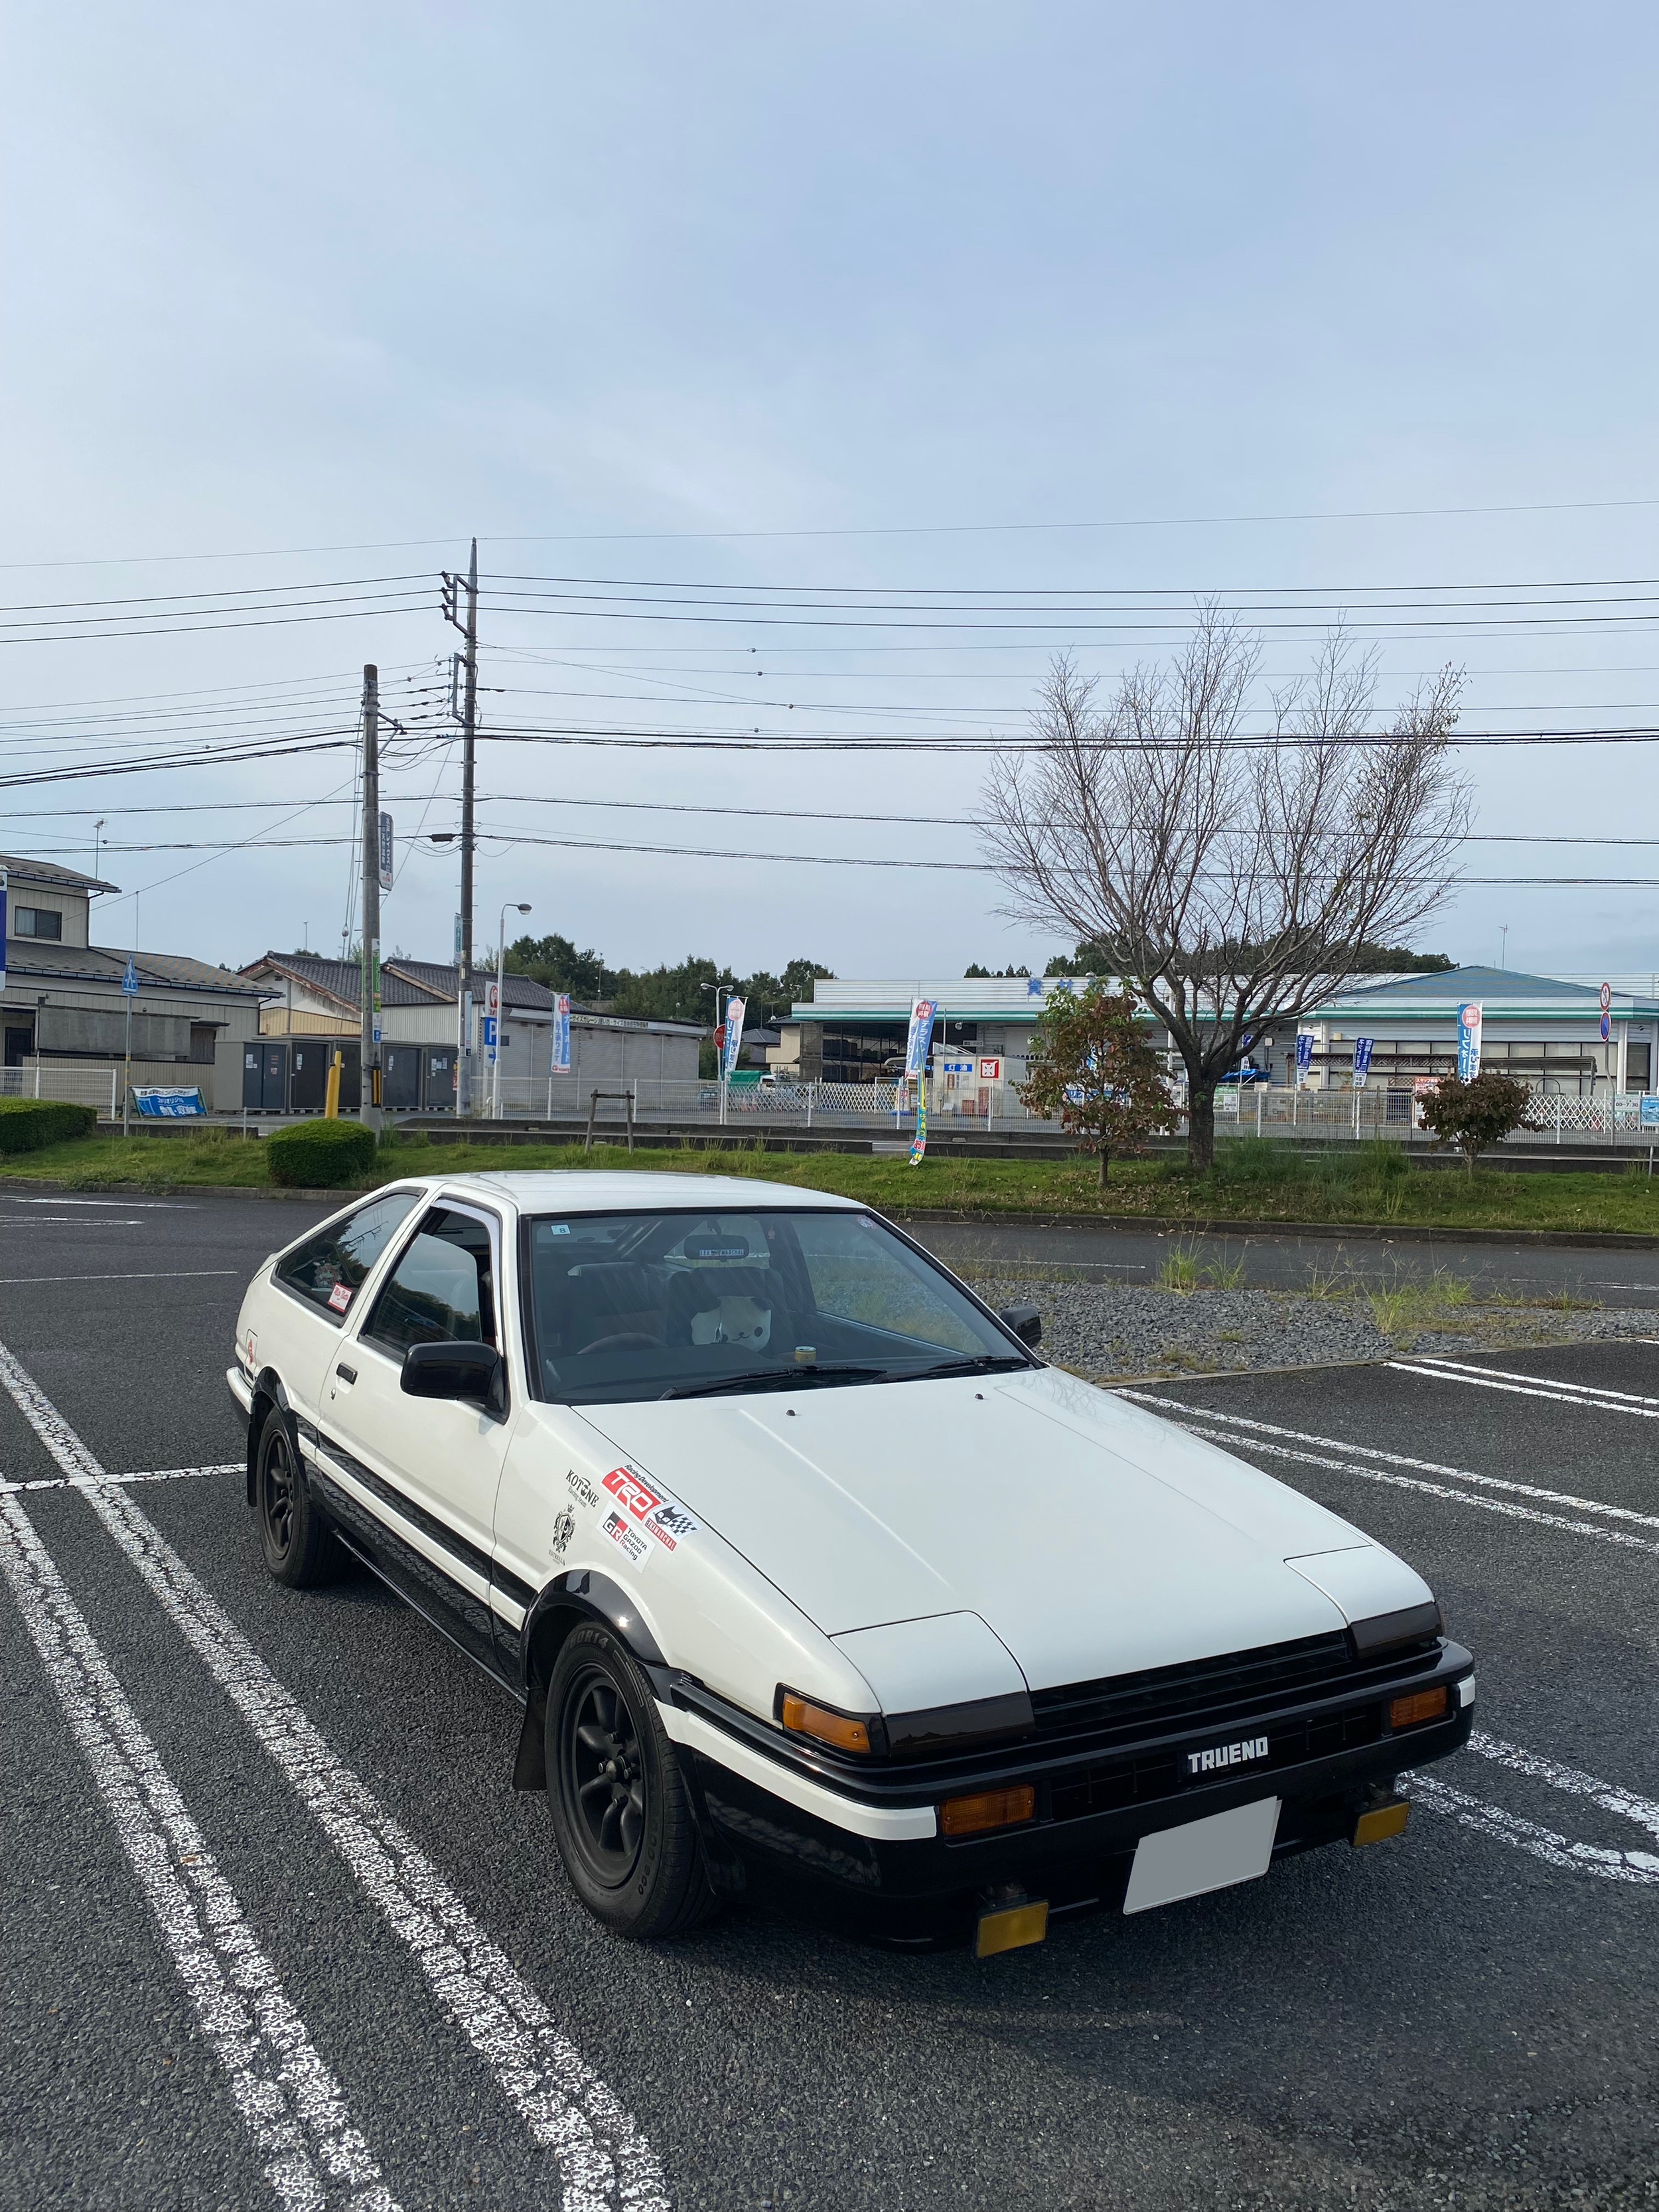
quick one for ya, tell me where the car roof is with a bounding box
[405,1170,863,1215]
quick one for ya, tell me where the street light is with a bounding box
[492,902,533,1120]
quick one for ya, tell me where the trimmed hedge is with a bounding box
[265,1118,378,1187]
[0,1098,100,1153]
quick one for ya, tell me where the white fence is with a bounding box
[0,1064,121,1117]
[471,1070,1659,1149]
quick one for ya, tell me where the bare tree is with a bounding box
[979,612,1469,1169]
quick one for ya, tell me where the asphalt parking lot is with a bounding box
[3,1187,1657,2211]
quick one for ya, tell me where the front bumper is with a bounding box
[669,1640,1475,1937]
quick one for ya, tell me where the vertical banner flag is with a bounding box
[721,997,747,1078]
[552,993,571,1074]
[378,813,394,892]
[1295,1032,1313,1084]
[1352,1037,1374,1089]
[904,997,938,1165]
[1457,1001,1482,1081]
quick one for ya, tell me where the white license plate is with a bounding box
[1122,1796,1281,1915]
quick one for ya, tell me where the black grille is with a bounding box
[1031,1631,1358,1746]
[1048,1705,1384,1824]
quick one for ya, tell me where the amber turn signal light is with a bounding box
[1388,1686,1449,1731]
[780,1693,871,1755]
[940,1785,1036,1838]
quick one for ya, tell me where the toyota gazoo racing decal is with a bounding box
[601,1465,700,1554]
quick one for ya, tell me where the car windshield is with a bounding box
[523,1207,1031,1405]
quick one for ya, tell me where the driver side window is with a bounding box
[363,1207,497,1357]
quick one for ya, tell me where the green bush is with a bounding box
[265,1118,378,1187]
[0,1099,100,1153]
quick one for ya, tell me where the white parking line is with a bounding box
[1,1462,242,1496]
[0,1270,240,1285]
[1413,1355,1659,1405]
[0,1493,401,2212]
[1120,1392,1659,1544]
[1414,1729,1659,1883]
[0,1338,667,2212]
[1389,1358,1659,1416]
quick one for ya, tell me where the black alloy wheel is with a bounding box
[545,1623,715,1940]
[563,1669,648,1885]
[255,1406,344,1589]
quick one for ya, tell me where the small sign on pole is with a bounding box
[484,1015,498,1064]
[121,956,140,997]
[378,812,394,892]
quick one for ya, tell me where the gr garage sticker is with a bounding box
[601,1511,652,1570]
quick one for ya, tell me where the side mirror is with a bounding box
[401,1339,503,1409]
[998,1304,1042,1349]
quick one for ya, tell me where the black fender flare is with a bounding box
[244,1367,294,1506]
[510,1570,666,1791]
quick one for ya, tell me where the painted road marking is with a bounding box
[1409,1355,1659,1404]
[5,1197,194,1209]
[1389,1359,1659,1417]
[1416,1732,1659,1884]
[0,1270,241,1285]
[1,1462,242,1496]
[0,1493,401,2212]
[0,1338,667,2212]
[1121,1392,1659,1541]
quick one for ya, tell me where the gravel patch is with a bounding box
[968,1274,1659,1382]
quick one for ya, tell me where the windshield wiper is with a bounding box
[904,1353,1032,1382]
[658,1363,892,1400]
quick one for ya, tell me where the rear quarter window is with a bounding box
[273,1189,421,1322]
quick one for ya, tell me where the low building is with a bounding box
[237,951,703,1112]
[775,966,1659,1099]
[1,855,264,1108]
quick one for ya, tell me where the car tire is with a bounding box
[546,1623,715,1941]
[253,1404,345,1589]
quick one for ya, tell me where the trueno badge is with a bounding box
[1187,1735,1269,1777]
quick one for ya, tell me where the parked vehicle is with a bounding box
[229,1173,1473,1950]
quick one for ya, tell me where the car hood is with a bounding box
[580,1366,1400,1693]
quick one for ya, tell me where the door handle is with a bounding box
[334,1363,357,1385]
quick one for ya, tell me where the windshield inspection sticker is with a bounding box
[601,1511,652,1570]
[326,1282,353,1314]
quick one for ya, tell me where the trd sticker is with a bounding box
[601,1511,651,1570]
[644,1503,699,1552]
[603,1467,662,1521]
[326,1282,353,1313]
[565,1469,601,1509]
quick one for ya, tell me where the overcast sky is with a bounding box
[6,2,1659,985]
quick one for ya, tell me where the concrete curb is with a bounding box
[885,1207,1659,1253]
[4,1174,1656,1253]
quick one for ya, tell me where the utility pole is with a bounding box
[459,539,479,1114]
[360,664,383,1134]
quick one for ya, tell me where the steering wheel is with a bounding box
[576,1331,660,1357]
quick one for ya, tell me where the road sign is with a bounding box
[121,956,139,997]
[486,980,499,1016]
[1601,1011,1613,1043]
[1600,980,1613,1012]
[483,1014,498,1063]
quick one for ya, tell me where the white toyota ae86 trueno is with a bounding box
[229,1171,1474,1953]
